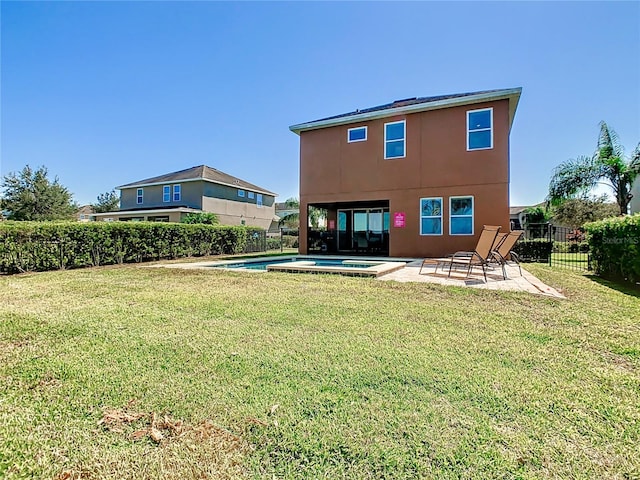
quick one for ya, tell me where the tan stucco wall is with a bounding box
[298,99,512,257]
[202,197,275,229]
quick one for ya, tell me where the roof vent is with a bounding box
[393,97,417,104]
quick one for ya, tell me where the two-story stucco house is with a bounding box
[92,165,277,229]
[289,88,522,258]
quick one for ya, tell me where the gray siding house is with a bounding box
[631,177,640,214]
[93,165,277,229]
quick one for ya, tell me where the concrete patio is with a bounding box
[380,259,564,298]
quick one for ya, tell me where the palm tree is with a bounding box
[548,121,640,215]
[278,197,326,229]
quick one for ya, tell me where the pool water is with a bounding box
[211,257,385,271]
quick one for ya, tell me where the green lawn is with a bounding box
[1,264,638,479]
[550,252,590,268]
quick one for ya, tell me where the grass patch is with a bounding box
[1,264,639,478]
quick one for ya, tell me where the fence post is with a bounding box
[547,222,552,266]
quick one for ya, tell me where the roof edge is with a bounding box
[116,177,277,197]
[289,87,522,135]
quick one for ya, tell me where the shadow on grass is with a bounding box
[587,274,640,298]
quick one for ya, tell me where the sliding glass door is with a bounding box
[337,208,390,254]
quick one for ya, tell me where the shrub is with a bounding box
[584,214,640,284]
[0,222,263,274]
[513,239,553,263]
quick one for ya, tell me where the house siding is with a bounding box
[298,99,512,257]
[120,182,203,210]
[631,178,640,214]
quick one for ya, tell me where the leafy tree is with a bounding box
[92,190,120,213]
[548,121,640,215]
[523,205,552,224]
[278,197,301,229]
[278,197,326,229]
[552,196,619,228]
[181,212,219,224]
[0,165,77,221]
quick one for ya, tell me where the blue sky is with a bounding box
[1,1,639,207]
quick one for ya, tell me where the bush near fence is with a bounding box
[513,239,553,263]
[0,222,264,274]
[584,214,640,284]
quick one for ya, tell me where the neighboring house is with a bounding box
[289,88,522,257]
[509,202,546,230]
[631,177,640,214]
[268,202,300,234]
[92,165,277,229]
[76,205,95,222]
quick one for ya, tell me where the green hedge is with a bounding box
[0,222,263,274]
[584,214,640,283]
[512,239,553,263]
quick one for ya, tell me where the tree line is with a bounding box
[0,165,118,220]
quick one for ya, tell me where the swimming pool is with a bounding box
[208,256,407,277]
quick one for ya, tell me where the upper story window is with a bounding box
[420,198,442,235]
[136,188,143,204]
[173,184,181,202]
[257,194,263,208]
[384,120,406,159]
[347,126,367,143]
[248,191,255,199]
[163,185,170,202]
[238,189,245,198]
[450,196,474,235]
[467,108,493,150]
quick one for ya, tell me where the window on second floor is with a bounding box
[238,189,245,198]
[136,188,143,204]
[173,184,181,202]
[348,126,367,143]
[467,108,493,150]
[248,191,255,199]
[384,120,406,159]
[163,185,170,202]
[257,194,263,208]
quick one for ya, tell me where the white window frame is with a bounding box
[384,120,406,159]
[256,194,263,208]
[173,184,181,202]
[449,196,474,236]
[248,191,255,199]
[419,197,443,236]
[238,189,245,198]
[467,108,493,151]
[163,185,170,203]
[347,126,367,143]
[136,188,143,204]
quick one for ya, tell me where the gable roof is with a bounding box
[116,165,277,196]
[289,87,522,135]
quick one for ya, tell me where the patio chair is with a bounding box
[440,225,502,281]
[490,230,523,277]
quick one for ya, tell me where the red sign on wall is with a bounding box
[393,212,406,228]
[329,220,335,230]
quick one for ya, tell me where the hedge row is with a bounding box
[584,214,640,284]
[0,222,264,274]
[513,239,553,263]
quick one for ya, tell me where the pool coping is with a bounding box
[153,255,414,277]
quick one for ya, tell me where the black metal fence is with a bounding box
[243,230,267,253]
[523,223,591,271]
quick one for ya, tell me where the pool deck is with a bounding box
[153,256,564,298]
[381,259,564,298]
